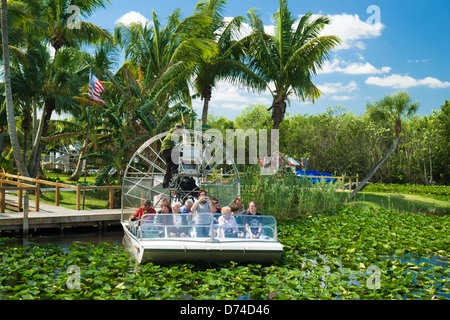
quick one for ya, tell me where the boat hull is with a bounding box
[122,222,283,264]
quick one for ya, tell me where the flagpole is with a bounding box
[83,67,92,210]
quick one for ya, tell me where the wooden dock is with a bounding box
[0,193,134,232]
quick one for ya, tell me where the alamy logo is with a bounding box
[66,4,81,30]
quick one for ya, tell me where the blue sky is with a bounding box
[86,0,450,120]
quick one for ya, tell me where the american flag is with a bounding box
[89,71,105,104]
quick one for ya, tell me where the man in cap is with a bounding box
[161,123,183,188]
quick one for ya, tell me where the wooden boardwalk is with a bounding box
[0,194,134,232]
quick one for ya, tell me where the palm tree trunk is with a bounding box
[347,134,400,201]
[28,103,46,176]
[270,97,287,130]
[1,0,29,176]
[67,138,87,182]
[28,98,56,177]
[201,87,212,126]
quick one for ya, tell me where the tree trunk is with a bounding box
[28,98,55,177]
[28,103,46,176]
[1,0,29,176]
[22,107,31,163]
[201,86,212,126]
[347,134,400,201]
[67,139,87,181]
[270,95,287,130]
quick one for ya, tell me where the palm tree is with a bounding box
[243,0,340,129]
[2,0,29,176]
[23,0,111,53]
[193,0,265,126]
[114,7,216,129]
[347,91,419,200]
[25,46,89,177]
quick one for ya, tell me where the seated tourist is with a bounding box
[169,202,190,238]
[243,201,263,239]
[180,199,193,213]
[211,198,222,213]
[218,206,238,238]
[232,197,247,214]
[211,198,221,225]
[231,204,245,238]
[130,200,156,222]
[153,199,173,237]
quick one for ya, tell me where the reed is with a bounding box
[240,166,344,219]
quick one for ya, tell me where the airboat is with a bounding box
[120,129,283,264]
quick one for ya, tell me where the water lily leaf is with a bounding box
[115,282,126,290]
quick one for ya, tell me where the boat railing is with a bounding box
[130,213,278,242]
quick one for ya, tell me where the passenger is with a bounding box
[169,202,189,238]
[231,204,245,238]
[232,197,247,214]
[218,206,238,238]
[191,189,213,237]
[130,200,156,222]
[181,199,196,229]
[211,198,222,213]
[210,198,221,225]
[243,201,263,239]
[180,199,193,213]
[158,198,172,213]
[156,199,173,236]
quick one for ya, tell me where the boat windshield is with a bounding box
[129,213,279,241]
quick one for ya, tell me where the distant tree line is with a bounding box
[208,99,450,186]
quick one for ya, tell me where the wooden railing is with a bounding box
[0,172,121,213]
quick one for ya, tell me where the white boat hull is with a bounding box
[122,221,283,264]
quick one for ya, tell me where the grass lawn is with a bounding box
[24,190,113,211]
[43,172,98,186]
[350,192,450,214]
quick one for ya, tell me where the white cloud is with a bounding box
[224,18,274,40]
[317,81,358,95]
[310,13,385,50]
[226,12,384,51]
[319,58,391,75]
[115,11,152,26]
[330,95,354,101]
[365,74,450,89]
[407,59,428,63]
[194,81,272,111]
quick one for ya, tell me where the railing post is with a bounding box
[55,180,60,206]
[356,174,359,187]
[23,191,29,235]
[18,187,23,212]
[349,176,352,192]
[0,188,5,213]
[17,173,22,212]
[35,178,40,212]
[76,183,81,211]
[342,175,345,191]
[109,188,114,209]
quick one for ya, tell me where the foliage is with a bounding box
[242,1,340,128]
[240,165,343,219]
[364,183,450,202]
[0,207,448,300]
[272,104,450,185]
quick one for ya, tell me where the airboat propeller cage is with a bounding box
[121,129,241,219]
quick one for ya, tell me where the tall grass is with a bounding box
[240,166,344,219]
